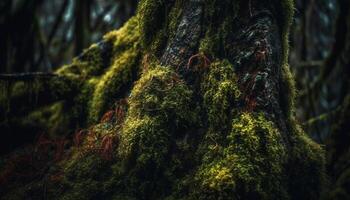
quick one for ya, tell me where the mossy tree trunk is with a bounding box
[0,0,325,199]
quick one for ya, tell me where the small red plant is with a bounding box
[254,39,269,63]
[241,69,260,112]
[0,153,37,186]
[115,107,125,123]
[50,171,64,182]
[74,129,87,147]
[81,130,98,155]
[142,54,151,72]
[100,135,115,160]
[35,133,52,154]
[101,110,115,123]
[115,98,128,124]
[255,49,267,62]
[53,138,66,162]
[171,74,181,83]
[244,96,257,112]
[187,53,211,71]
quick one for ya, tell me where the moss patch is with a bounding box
[201,59,241,131]
[120,65,198,165]
[288,124,326,200]
[193,113,288,199]
[137,0,167,47]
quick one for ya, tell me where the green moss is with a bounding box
[145,0,184,56]
[199,0,239,57]
[54,17,143,125]
[60,154,112,200]
[104,17,141,52]
[137,0,166,47]
[194,113,288,199]
[279,0,296,119]
[21,102,69,136]
[167,0,184,40]
[55,65,199,199]
[88,48,140,124]
[87,17,142,124]
[137,0,184,56]
[120,65,197,163]
[0,80,11,111]
[288,124,326,200]
[201,59,241,130]
[113,65,198,198]
[56,43,106,80]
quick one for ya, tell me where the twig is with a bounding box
[0,72,57,81]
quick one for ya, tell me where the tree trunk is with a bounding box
[0,0,325,199]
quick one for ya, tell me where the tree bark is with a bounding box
[0,0,325,199]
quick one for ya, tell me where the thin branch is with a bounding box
[0,72,57,81]
[296,60,323,68]
[48,0,69,46]
[303,106,341,126]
